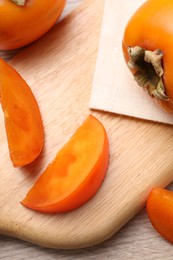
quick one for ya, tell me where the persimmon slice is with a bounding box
[21,115,109,213]
[147,188,173,244]
[0,58,44,166]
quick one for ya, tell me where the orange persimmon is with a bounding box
[21,115,109,213]
[0,0,66,50]
[147,188,173,244]
[122,0,173,114]
[0,58,44,167]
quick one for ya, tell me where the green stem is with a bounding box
[127,46,169,101]
[11,0,25,6]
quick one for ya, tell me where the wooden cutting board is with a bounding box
[1,0,173,249]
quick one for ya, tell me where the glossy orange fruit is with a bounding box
[0,58,44,166]
[147,187,173,244]
[21,115,109,213]
[122,0,173,114]
[0,0,66,50]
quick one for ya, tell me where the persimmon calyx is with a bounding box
[11,0,25,6]
[127,46,169,101]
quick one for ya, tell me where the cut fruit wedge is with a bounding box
[21,115,109,213]
[0,58,44,166]
[147,187,173,244]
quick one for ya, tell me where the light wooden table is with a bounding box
[1,1,173,259]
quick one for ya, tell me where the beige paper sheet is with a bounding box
[89,0,173,125]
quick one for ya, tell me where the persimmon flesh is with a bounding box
[0,58,44,166]
[21,115,109,213]
[147,188,173,244]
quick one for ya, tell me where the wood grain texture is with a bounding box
[1,0,173,257]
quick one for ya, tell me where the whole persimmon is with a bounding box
[122,0,173,114]
[0,0,66,50]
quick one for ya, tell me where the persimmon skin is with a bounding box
[147,188,173,244]
[0,58,44,167]
[21,115,109,213]
[122,0,173,113]
[0,0,66,50]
